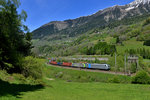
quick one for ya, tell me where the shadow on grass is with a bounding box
[0,79,44,98]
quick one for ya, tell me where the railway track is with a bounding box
[46,63,132,76]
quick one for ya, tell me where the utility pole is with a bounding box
[115,52,117,74]
[136,57,139,72]
[124,54,127,75]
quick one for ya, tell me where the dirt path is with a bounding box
[46,63,131,76]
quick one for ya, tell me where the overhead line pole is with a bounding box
[124,54,127,75]
[115,52,117,74]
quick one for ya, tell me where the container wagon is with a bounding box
[57,62,63,66]
[62,62,72,67]
[72,63,84,68]
[50,61,57,65]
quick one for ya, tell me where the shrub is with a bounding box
[13,73,26,83]
[21,56,44,79]
[55,72,63,78]
[108,76,120,83]
[132,70,150,84]
[12,73,44,85]
[26,76,44,85]
[143,17,150,26]
[0,70,13,82]
[143,40,150,46]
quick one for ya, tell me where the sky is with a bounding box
[17,0,134,32]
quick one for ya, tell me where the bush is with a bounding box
[21,56,44,79]
[55,72,63,78]
[0,70,14,82]
[108,76,120,83]
[13,73,26,83]
[143,17,150,26]
[143,40,150,46]
[132,70,150,84]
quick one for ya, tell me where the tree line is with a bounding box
[126,48,150,59]
[86,42,116,55]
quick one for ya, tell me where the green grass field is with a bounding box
[117,38,150,54]
[1,79,150,100]
[0,65,150,100]
[43,64,131,83]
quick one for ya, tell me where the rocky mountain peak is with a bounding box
[129,0,150,7]
[125,0,150,11]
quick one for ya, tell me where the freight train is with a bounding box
[48,60,110,70]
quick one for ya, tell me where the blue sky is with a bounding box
[17,0,134,32]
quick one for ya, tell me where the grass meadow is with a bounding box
[1,65,150,100]
[27,80,150,100]
[117,38,150,54]
[1,78,150,100]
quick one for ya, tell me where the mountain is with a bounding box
[32,0,150,39]
[128,0,150,7]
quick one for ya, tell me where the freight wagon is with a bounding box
[50,61,57,65]
[62,62,72,67]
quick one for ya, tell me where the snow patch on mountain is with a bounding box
[125,0,150,11]
[129,0,150,7]
[125,7,135,11]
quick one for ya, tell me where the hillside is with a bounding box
[32,0,150,56]
[31,0,150,73]
[31,17,150,74]
[32,16,150,55]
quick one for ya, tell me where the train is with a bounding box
[48,60,110,70]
